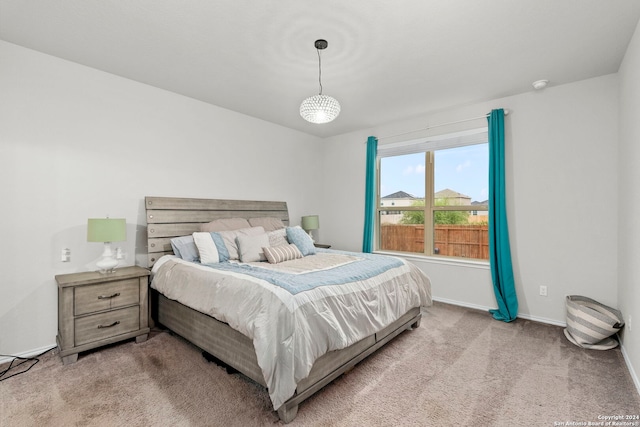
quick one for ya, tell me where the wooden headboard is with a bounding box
[145,196,289,267]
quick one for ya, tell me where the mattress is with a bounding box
[151,249,432,410]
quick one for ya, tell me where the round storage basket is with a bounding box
[564,295,624,350]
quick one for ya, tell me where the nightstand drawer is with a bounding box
[75,306,140,346]
[74,278,140,316]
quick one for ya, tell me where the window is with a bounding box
[376,128,489,260]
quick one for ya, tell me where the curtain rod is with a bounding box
[376,109,509,141]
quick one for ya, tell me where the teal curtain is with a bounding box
[362,136,378,253]
[488,109,518,322]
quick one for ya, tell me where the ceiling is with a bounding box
[1,1,639,138]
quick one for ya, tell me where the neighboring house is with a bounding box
[381,189,487,224]
[434,188,471,205]
[380,191,417,223]
[470,200,489,223]
[380,191,417,208]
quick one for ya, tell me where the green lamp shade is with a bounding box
[87,218,126,242]
[301,215,319,231]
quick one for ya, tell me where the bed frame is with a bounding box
[145,196,422,423]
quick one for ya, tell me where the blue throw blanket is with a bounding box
[201,249,404,295]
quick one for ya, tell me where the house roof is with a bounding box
[382,191,416,199]
[435,189,471,199]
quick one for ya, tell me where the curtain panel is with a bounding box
[488,109,518,322]
[362,136,378,253]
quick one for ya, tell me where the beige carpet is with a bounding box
[2,302,639,426]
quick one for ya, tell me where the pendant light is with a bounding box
[300,39,341,124]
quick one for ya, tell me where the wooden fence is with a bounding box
[380,224,489,260]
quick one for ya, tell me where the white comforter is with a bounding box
[151,251,431,410]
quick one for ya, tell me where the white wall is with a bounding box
[321,73,620,326]
[0,41,324,356]
[618,19,640,387]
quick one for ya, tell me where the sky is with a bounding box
[380,143,488,203]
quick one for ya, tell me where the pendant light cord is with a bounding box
[317,48,323,96]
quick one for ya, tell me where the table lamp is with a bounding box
[87,218,126,273]
[301,215,319,241]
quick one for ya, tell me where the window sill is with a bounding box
[373,250,490,270]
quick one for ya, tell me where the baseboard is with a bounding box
[620,344,640,396]
[431,296,567,327]
[432,297,494,314]
[0,343,57,366]
[516,311,566,327]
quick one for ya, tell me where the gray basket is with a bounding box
[564,295,624,350]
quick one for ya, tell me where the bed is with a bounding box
[145,196,432,423]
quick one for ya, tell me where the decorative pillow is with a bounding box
[210,232,230,262]
[170,235,200,262]
[192,232,220,264]
[267,228,288,247]
[200,218,251,232]
[171,236,200,262]
[286,226,316,256]
[213,226,265,260]
[170,239,183,258]
[263,244,303,264]
[248,217,286,232]
[236,233,269,263]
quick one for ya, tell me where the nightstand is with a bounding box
[55,266,151,365]
[314,243,331,249]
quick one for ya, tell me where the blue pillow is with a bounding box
[210,232,230,262]
[286,227,316,256]
[170,235,200,262]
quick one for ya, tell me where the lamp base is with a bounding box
[307,230,315,243]
[96,242,119,274]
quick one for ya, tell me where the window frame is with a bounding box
[375,128,489,260]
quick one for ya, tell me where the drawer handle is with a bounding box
[97,292,120,300]
[97,321,120,329]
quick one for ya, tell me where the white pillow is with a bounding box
[216,226,265,260]
[192,232,219,264]
[236,233,270,263]
[267,228,288,247]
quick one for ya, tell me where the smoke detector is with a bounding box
[532,79,549,90]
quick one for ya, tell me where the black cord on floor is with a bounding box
[0,346,56,382]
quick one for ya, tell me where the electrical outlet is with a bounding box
[539,285,548,297]
[61,248,71,262]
